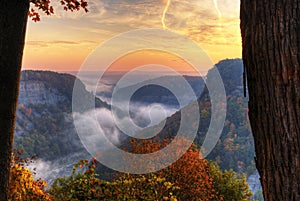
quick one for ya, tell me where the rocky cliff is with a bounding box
[19,80,67,105]
[15,71,109,183]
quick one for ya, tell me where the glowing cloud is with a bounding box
[213,0,222,19]
[162,0,171,29]
[23,0,242,71]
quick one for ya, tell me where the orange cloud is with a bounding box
[23,0,241,71]
[106,50,199,74]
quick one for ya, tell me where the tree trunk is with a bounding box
[0,1,29,200]
[241,0,300,200]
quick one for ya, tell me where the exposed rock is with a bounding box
[247,171,263,196]
[14,71,108,183]
[19,81,66,105]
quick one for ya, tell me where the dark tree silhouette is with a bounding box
[0,1,30,200]
[0,1,87,200]
[241,1,300,200]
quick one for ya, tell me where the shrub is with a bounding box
[8,151,52,201]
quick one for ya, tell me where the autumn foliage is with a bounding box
[29,0,88,22]
[49,158,179,200]
[8,151,52,201]
[128,138,223,201]
[209,162,253,201]
[8,146,252,200]
[126,137,252,200]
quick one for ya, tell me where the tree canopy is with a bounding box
[29,0,88,22]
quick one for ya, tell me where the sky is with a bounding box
[22,0,241,72]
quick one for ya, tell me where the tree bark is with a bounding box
[241,0,300,200]
[0,1,29,200]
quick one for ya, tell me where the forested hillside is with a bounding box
[138,59,256,176]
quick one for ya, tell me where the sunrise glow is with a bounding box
[22,0,241,72]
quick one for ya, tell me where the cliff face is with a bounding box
[15,71,98,155]
[14,70,114,183]
[19,81,67,105]
[247,171,263,196]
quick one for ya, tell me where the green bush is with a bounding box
[49,158,179,201]
[209,162,253,201]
